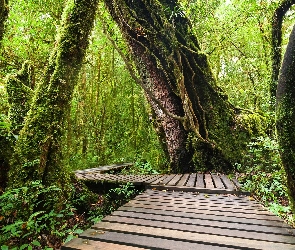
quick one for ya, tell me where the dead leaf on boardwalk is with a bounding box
[91,231,105,236]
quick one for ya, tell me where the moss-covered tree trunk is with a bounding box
[0,62,34,190]
[0,0,9,190]
[271,0,295,100]
[276,24,295,214]
[9,0,98,189]
[104,0,252,173]
[6,61,34,134]
[0,0,8,42]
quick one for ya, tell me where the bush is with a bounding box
[0,181,87,249]
[237,136,293,225]
[0,180,140,249]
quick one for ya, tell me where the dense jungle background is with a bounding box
[1,0,295,249]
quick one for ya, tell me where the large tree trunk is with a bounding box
[276,24,295,214]
[104,0,251,173]
[271,0,295,101]
[9,0,98,189]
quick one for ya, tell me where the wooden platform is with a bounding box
[75,172,245,195]
[75,163,133,174]
[63,189,295,250]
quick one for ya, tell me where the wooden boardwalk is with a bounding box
[63,189,295,249]
[63,166,295,249]
[75,172,244,194]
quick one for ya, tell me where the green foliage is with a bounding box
[0,181,83,248]
[237,136,282,173]
[237,136,293,224]
[100,183,138,215]
[0,179,141,248]
[64,15,167,172]
[120,160,160,175]
[0,0,64,81]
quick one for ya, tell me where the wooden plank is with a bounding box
[161,174,177,185]
[134,190,257,205]
[204,174,215,189]
[62,237,146,250]
[166,174,182,186]
[142,175,164,184]
[126,199,275,218]
[117,205,289,227]
[220,175,236,190]
[102,214,295,243]
[151,175,169,185]
[231,178,242,189]
[147,185,245,195]
[74,163,133,175]
[91,222,295,249]
[195,173,205,187]
[211,174,225,189]
[112,208,293,231]
[185,173,196,187]
[74,229,234,250]
[176,174,190,186]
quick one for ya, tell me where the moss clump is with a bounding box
[235,112,267,136]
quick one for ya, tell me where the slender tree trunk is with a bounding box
[104,0,250,173]
[9,0,98,189]
[276,24,295,214]
[0,0,8,42]
[0,0,9,190]
[271,0,295,100]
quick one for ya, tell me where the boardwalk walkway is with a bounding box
[63,166,295,249]
[75,171,244,194]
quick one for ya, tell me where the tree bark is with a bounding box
[271,0,295,100]
[276,24,295,214]
[9,0,98,189]
[0,0,8,42]
[104,0,250,173]
[0,0,9,191]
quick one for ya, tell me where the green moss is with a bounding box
[235,112,267,136]
[0,0,9,41]
[9,0,99,194]
[5,61,34,134]
[276,94,295,214]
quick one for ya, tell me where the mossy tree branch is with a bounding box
[9,0,98,189]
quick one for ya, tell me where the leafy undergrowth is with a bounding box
[0,180,139,249]
[237,136,295,227]
[119,160,160,175]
